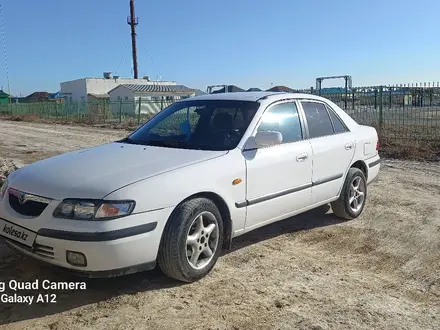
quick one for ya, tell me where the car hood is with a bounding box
[7,142,227,200]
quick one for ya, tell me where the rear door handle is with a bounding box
[345,143,354,150]
[296,153,308,161]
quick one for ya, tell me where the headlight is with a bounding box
[53,199,135,220]
[0,179,8,199]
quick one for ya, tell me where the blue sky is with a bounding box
[1,0,439,96]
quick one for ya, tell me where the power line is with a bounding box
[115,44,129,75]
[0,4,11,101]
[136,34,164,81]
[142,45,163,80]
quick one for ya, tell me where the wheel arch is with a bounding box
[337,159,368,198]
[350,160,368,180]
[165,191,233,251]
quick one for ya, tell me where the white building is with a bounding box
[60,72,177,102]
[108,84,196,116]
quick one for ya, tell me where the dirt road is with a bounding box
[0,120,439,330]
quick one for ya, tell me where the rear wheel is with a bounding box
[331,168,367,220]
[158,197,224,282]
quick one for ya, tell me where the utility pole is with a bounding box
[127,0,139,79]
[0,4,11,103]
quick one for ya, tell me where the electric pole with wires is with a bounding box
[0,4,11,103]
[127,0,139,79]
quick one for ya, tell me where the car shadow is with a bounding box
[227,204,344,253]
[0,204,344,325]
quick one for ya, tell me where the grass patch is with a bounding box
[377,123,440,161]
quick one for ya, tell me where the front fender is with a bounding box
[103,149,247,233]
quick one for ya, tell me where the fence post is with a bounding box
[119,99,122,123]
[378,86,384,129]
[103,99,106,121]
[374,90,377,109]
[66,100,69,120]
[352,88,355,110]
[389,88,392,109]
[344,79,348,110]
[137,97,142,125]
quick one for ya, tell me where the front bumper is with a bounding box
[0,207,173,277]
[4,239,157,278]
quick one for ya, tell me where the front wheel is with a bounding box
[157,197,224,282]
[331,168,367,220]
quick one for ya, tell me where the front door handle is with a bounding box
[296,153,308,162]
[345,143,354,150]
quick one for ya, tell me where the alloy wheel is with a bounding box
[348,176,366,213]
[186,211,219,270]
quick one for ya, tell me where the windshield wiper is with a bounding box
[116,137,140,145]
[158,140,227,151]
[117,138,225,150]
[117,139,186,148]
[145,140,215,150]
[152,140,201,149]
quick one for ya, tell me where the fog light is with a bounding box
[66,251,87,267]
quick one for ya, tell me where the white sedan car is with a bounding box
[0,92,380,282]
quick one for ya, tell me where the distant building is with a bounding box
[60,72,177,102]
[266,85,296,93]
[24,92,52,103]
[11,97,25,104]
[108,84,196,116]
[87,93,111,117]
[0,90,10,104]
[247,87,262,92]
[88,93,109,103]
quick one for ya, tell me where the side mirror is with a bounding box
[244,131,283,150]
[255,131,283,147]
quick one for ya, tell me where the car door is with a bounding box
[299,100,355,204]
[242,101,313,231]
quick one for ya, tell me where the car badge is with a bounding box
[18,192,27,204]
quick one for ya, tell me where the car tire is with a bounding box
[331,167,367,220]
[157,197,224,283]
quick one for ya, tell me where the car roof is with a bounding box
[181,91,329,103]
[185,91,361,132]
[180,91,280,102]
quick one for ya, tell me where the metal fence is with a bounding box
[302,85,440,146]
[0,85,439,147]
[0,98,176,126]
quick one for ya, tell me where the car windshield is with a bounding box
[121,99,260,151]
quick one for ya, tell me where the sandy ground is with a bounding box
[0,120,439,330]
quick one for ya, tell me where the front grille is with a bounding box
[8,190,49,217]
[33,243,55,259]
[5,240,55,260]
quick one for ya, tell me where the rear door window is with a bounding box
[326,106,348,134]
[301,101,334,138]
